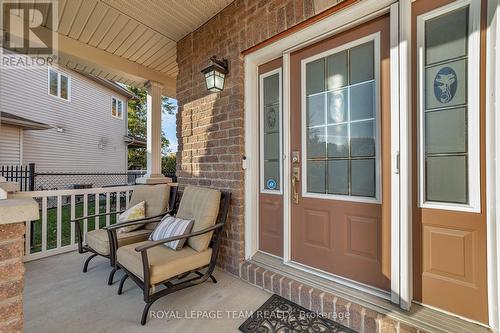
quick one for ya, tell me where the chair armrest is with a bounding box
[70,210,126,223]
[103,211,172,230]
[134,223,225,252]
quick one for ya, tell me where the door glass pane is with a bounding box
[327,89,347,124]
[304,38,379,199]
[307,161,326,193]
[349,41,374,84]
[350,81,374,121]
[264,161,280,191]
[327,124,348,158]
[426,156,467,203]
[425,7,468,65]
[306,58,325,95]
[327,51,348,90]
[328,160,348,195]
[264,133,280,160]
[351,159,375,197]
[307,93,326,126]
[425,108,466,154]
[422,6,470,205]
[350,120,375,157]
[307,127,326,158]
[264,105,280,132]
[49,70,58,96]
[264,73,280,106]
[425,59,466,110]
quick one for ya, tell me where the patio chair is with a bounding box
[109,186,231,325]
[72,183,178,285]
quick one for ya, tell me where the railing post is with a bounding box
[29,163,35,191]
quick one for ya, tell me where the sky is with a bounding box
[163,99,178,152]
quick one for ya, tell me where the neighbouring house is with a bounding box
[0,62,135,173]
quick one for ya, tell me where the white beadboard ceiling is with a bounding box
[26,0,233,94]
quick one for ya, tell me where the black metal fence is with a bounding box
[0,164,177,192]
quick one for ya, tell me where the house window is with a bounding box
[260,69,282,193]
[302,36,380,201]
[417,0,480,212]
[48,68,70,100]
[112,97,124,119]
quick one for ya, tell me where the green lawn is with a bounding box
[30,197,126,253]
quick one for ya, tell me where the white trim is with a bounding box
[398,0,413,311]
[286,260,391,301]
[299,33,382,203]
[486,0,500,331]
[259,68,283,194]
[390,2,401,306]
[416,0,481,213]
[111,96,124,120]
[47,67,71,102]
[282,53,292,263]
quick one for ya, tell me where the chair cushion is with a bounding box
[176,186,221,252]
[130,184,171,230]
[117,241,212,284]
[149,215,193,250]
[86,229,152,255]
[116,201,146,233]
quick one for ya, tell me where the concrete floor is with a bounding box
[24,252,271,333]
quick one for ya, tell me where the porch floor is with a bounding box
[24,252,271,333]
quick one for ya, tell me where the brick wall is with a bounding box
[176,0,346,275]
[0,223,25,332]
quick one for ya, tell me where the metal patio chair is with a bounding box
[108,186,231,325]
[72,183,178,285]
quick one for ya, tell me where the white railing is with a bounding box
[22,185,136,262]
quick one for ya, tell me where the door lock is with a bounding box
[292,151,300,204]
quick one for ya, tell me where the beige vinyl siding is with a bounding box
[0,66,128,173]
[0,125,21,165]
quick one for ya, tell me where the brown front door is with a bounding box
[289,16,391,291]
[411,0,488,323]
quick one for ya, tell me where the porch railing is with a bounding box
[23,185,136,262]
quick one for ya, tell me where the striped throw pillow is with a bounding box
[149,215,194,250]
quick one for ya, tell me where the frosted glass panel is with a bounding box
[308,161,326,193]
[307,93,326,127]
[350,121,375,157]
[425,59,466,109]
[307,127,326,158]
[350,82,375,121]
[327,89,347,124]
[425,8,468,65]
[349,41,374,84]
[425,108,466,154]
[264,133,279,160]
[264,105,280,133]
[426,156,467,203]
[351,159,375,197]
[327,51,348,90]
[327,124,348,158]
[306,59,325,95]
[264,161,280,191]
[328,160,349,195]
[263,73,280,106]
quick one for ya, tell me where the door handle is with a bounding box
[292,165,300,204]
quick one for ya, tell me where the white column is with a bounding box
[136,81,171,184]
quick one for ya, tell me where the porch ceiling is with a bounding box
[39,0,233,96]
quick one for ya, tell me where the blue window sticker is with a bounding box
[434,66,457,104]
[267,179,277,190]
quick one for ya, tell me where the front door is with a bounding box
[289,16,391,291]
[411,0,488,323]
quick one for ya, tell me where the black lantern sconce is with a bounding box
[201,55,229,92]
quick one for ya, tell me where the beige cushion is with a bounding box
[117,241,212,284]
[130,184,171,230]
[86,229,152,256]
[176,186,221,252]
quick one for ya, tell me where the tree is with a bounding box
[127,86,175,170]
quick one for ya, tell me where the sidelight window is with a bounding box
[417,0,480,211]
[260,69,282,193]
[302,35,380,201]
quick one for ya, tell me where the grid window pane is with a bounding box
[60,75,68,100]
[49,70,58,96]
[426,156,467,203]
[304,39,378,199]
[425,108,466,154]
[425,59,466,110]
[264,161,280,191]
[112,98,117,117]
[264,73,280,106]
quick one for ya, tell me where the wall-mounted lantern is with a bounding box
[201,55,228,92]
